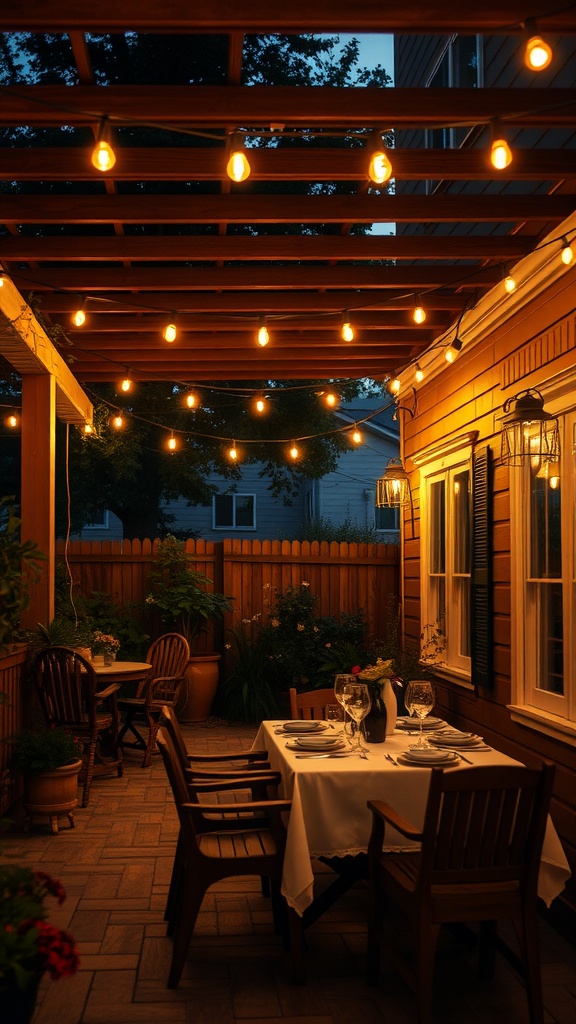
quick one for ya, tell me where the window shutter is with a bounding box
[471,446,493,689]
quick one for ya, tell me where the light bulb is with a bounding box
[561,238,574,265]
[167,434,177,451]
[72,307,86,327]
[289,443,299,460]
[413,302,426,325]
[388,377,401,395]
[490,136,512,170]
[0,273,4,287]
[255,397,266,413]
[351,428,363,445]
[414,364,425,383]
[83,423,93,434]
[229,443,238,461]
[163,321,177,343]
[445,338,463,363]
[341,315,354,342]
[226,134,251,182]
[524,23,553,71]
[91,118,116,171]
[120,378,132,392]
[185,392,198,409]
[6,413,18,428]
[257,318,269,347]
[112,414,124,429]
[325,392,337,408]
[368,134,393,185]
[504,273,517,293]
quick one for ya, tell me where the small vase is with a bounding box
[382,677,398,735]
[103,652,114,666]
[365,690,388,743]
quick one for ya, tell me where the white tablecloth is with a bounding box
[254,721,571,916]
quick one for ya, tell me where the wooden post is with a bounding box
[20,374,56,628]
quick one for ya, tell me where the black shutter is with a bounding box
[471,446,493,689]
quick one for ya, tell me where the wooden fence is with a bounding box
[55,537,399,650]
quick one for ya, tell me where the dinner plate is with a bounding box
[398,749,460,766]
[285,737,346,752]
[282,721,325,733]
[429,732,484,748]
[396,716,444,731]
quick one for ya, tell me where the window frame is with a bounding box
[509,379,576,741]
[212,492,256,531]
[414,432,477,683]
[83,510,110,530]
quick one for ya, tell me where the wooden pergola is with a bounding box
[1,2,576,621]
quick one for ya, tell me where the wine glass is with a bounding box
[404,680,435,748]
[334,674,357,742]
[324,703,344,727]
[340,681,371,753]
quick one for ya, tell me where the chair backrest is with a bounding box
[289,687,338,720]
[418,763,555,893]
[160,704,191,774]
[33,647,98,729]
[143,633,190,701]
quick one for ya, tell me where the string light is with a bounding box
[560,237,574,266]
[414,364,425,383]
[120,376,133,393]
[412,296,426,324]
[167,431,178,452]
[341,312,354,342]
[289,441,299,460]
[523,20,553,71]
[163,317,177,343]
[367,131,393,184]
[0,271,5,287]
[91,117,116,172]
[254,395,267,414]
[445,337,463,363]
[228,441,239,461]
[71,301,87,327]
[490,120,512,170]
[111,413,124,429]
[83,423,93,434]
[324,391,338,408]
[257,317,269,347]
[503,266,517,293]
[226,132,251,182]
[5,412,18,428]
[185,391,199,409]
[387,378,401,396]
[351,426,363,445]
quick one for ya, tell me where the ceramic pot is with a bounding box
[23,758,82,834]
[178,654,221,722]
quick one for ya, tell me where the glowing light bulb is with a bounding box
[0,273,4,287]
[368,136,393,184]
[91,119,116,171]
[325,392,337,408]
[72,307,86,327]
[341,316,354,342]
[490,137,512,170]
[561,239,574,265]
[388,378,401,395]
[229,443,238,461]
[413,303,426,325]
[255,397,266,413]
[415,364,425,383]
[163,321,177,343]
[185,392,198,409]
[112,414,124,429]
[120,378,132,392]
[445,338,463,363]
[167,434,177,451]
[226,134,251,182]
[83,423,93,434]
[257,319,269,347]
[524,25,552,71]
[504,273,517,293]
[351,428,363,445]
[289,443,299,460]
[6,413,18,428]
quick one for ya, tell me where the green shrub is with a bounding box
[9,727,82,773]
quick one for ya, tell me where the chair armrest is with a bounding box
[94,683,122,700]
[367,799,423,841]
[187,749,268,763]
[189,772,281,793]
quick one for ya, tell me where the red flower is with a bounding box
[34,871,66,905]
[351,665,361,675]
[35,921,80,979]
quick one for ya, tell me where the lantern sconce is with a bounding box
[500,388,560,468]
[376,458,412,510]
[392,387,418,421]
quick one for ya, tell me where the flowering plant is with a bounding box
[0,865,79,993]
[355,658,396,696]
[92,630,120,656]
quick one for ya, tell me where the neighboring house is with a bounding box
[75,398,400,542]
[393,33,576,909]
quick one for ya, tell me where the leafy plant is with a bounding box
[0,497,46,652]
[217,624,280,723]
[146,535,232,647]
[55,581,149,660]
[8,727,82,774]
[23,617,91,659]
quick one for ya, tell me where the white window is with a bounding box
[510,391,576,739]
[415,434,475,678]
[213,493,256,530]
[374,505,399,532]
[84,510,109,529]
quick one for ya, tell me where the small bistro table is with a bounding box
[92,660,152,691]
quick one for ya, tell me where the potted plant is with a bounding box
[91,630,120,666]
[9,727,83,834]
[146,535,233,720]
[0,862,79,1023]
[24,617,94,663]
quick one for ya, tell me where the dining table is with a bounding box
[92,660,152,692]
[253,719,572,922]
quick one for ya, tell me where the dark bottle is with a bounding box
[364,689,387,743]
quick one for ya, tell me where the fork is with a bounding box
[385,752,398,766]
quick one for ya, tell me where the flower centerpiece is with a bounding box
[0,864,79,1021]
[92,630,120,665]
[353,657,398,741]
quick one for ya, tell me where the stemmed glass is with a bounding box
[339,681,371,753]
[404,680,435,748]
[334,674,357,743]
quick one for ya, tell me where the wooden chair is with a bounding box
[289,686,338,720]
[160,704,270,777]
[366,762,556,1024]
[156,727,304,987]
[118,632,190,766]
[33,647,123,807]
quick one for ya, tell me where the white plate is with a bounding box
[282,721,325,733]
[396,716,444,730]
[429,733,483,747]
[398,749,460,766]
[286,737,346,752]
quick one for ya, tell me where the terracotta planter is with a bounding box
[23,758,82,834]
[178,654,221,723]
